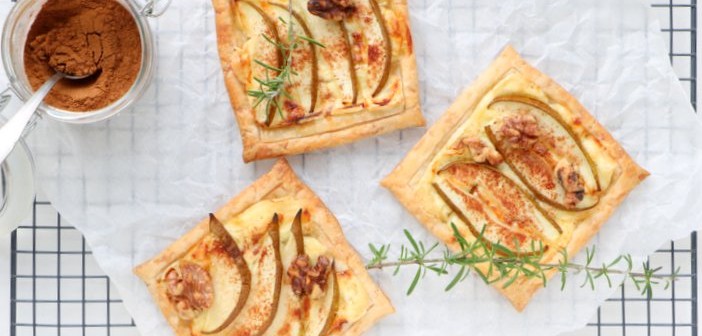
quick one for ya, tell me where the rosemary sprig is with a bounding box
[247,1,324,125]
[367,224,679,297]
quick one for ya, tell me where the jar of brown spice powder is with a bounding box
[1,0,158,124]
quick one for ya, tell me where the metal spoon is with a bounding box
[0,71,92,163]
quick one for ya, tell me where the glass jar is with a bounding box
[0,112,34,236]
[0,0,156,124]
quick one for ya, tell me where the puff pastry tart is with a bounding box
[135,159,393,335]
[211,0,424,162]
[382,46,649,311]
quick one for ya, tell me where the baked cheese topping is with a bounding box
[434,162,562,254]
[158,197,371,335]
[424,70,620,253]
[235,0,406,128]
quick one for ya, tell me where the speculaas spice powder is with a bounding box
[24,0,143,112]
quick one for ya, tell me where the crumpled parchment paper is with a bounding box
[2,0,701,335]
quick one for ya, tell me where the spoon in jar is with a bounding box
[0,71,93,164]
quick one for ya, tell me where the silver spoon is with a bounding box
[0,71,91,163]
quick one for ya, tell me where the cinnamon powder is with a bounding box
[24,0,142,112]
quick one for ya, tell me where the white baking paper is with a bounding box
[2,0,701,335]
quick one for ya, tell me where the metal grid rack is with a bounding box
[10,199,136,336]
[576,1,699,336]
[7,0,698,335]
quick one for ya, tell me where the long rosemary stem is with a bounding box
[366,257,674,280]
[366,225,678,297]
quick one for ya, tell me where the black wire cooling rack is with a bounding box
[579,2,698,336]
[8,1,699,336]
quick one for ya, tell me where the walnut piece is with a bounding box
[287,255,331,297]
[164,261,214,320]
[462,138,503,166]
[307,0,356,21]
[556,161,585,207]
[495,113,541,147]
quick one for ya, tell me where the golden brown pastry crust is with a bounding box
[135,159,394,335]
[382,45,649,311]
[212,0,424,162]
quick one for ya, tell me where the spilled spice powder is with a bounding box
[24,0,143,112]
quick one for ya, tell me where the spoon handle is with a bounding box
[0,72,63,163]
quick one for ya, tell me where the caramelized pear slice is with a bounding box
[368,0,391,97]
[291,209,308,335]
[340,22,359,104]
[239,0,283,127]
[270,3,319,114]
[265,5,317,126]
[308,263,340,336]
[263,212,305,336]
[343,0,391,99]
[292,209,305,255]
[208,213,283,335]
[252,214,284,336]
[201,214,251,334]
[433,162,562,255]
[294,0,356,107]
[486,95,600,211]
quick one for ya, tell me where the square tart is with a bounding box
[135,159,393,335]
[212,0,424,162]
[382,46,649,311]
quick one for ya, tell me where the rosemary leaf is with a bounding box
[445,266,466,291]
[408,267,422,295]
[404,229,421,254]
[298,34,326,48]
[272,98,284,120]
[254,59,283,72]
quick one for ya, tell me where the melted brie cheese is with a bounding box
[224,197,302,247]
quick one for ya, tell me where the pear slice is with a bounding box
[262,211,306,336]
[265,209,339,336]
[253,214,284,336]
[288,0,357,108]
[368,0,392,97]
[433,162,562,255]
[283,0,358,108]
[340,22,359,105]
[203,213,283,335]
[238,0,283,127]
[292,209,308,335]
[306,263,340,336]
[486,95,600,211]
[270,2,320,111]
[291,209,305,255]
[265,4,318,126]
[342,0,392,99]
[295,224,339,336]
[199,214,251,334]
